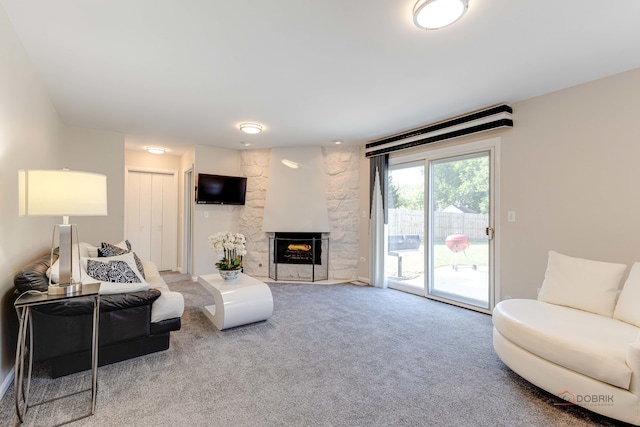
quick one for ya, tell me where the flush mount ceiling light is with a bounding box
[146,147,166,155]
[239,123,263,135]
[413,0,469,30]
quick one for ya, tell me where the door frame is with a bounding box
[388,137,501,313]
[183,167,194,277]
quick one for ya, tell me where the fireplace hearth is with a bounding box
[269,232,329,282]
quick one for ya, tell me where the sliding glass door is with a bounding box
[386,141,496,312]
[428,152,491,309]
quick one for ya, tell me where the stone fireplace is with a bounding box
[261,147,332,281]
[239,146,360,281]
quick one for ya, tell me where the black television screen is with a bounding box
[196,174,247,205]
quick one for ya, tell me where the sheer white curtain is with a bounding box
[369,154,388,288]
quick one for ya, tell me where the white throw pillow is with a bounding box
[614,262,640,327]
[47,242,98,283]
[48,258,84,284]
[78,242,99,258]
[537,251,627,317]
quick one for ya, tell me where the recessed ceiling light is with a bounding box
[241,141,251,147]
[333,140,343,145]
[239,123,263,134]
[413,0,469,30]
[146,147,166,154]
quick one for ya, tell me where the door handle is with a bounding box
[486,226,495,240]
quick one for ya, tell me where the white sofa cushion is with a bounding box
[614,262,640,327]
[493,299,637,389]
[537,251,627,316]
[141,260,185,323]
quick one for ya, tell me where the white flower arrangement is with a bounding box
[208,231,247,270]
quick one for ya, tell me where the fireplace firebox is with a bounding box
[269,233,329,282]
[273,233,321,264]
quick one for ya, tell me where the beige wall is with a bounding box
[192,145,242,277]
[0,6,64,392]
[126,148,182,171]
[359,67,640,301]
[63,126,126,245]
[500,67,640,299]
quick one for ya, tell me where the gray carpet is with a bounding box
[0,275,629,426]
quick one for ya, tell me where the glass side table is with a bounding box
[14,282,100,424]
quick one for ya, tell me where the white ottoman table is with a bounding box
[198,273,273,330]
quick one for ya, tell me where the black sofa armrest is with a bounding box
[14,250,58,293]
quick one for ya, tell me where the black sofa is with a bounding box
[14,251,182,378]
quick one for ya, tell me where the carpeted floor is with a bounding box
[0,275,630,426]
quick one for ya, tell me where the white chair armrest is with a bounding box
[627,341,640,394]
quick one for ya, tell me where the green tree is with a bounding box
[388,175,401,208]
[432,156,488,213]
[389,169,424,210]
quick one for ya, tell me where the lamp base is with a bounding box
[48,283,82,296]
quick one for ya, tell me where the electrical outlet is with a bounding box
[507,211,516,222]
[360,257,366,263]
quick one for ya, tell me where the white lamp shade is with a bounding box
[19,170,108,217]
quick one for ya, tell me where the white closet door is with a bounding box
[126,170,177,271]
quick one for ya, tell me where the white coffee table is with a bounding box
[198,273,273,330]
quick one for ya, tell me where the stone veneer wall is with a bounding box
[239,146,360,281]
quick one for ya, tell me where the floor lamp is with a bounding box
[19,169,108,295]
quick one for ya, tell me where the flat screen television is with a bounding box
[196,173,247,205]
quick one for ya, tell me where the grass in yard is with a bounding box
[387,241,488,278]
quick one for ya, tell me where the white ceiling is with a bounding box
[3,1,640,155]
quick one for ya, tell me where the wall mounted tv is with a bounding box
[196,173,247,205]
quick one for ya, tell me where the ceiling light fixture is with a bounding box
[146,147,166,155]
[239,123,263,135]
[333,140,343,145]
[241,141,251,147]
[413,0,469,30]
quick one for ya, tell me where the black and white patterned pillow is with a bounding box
[87,259,142,283]
[99,242,146,279]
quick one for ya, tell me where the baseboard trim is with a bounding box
[357,276,370,285]
[0,367,15,401]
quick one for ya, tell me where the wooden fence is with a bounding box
[388,209,488,242]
